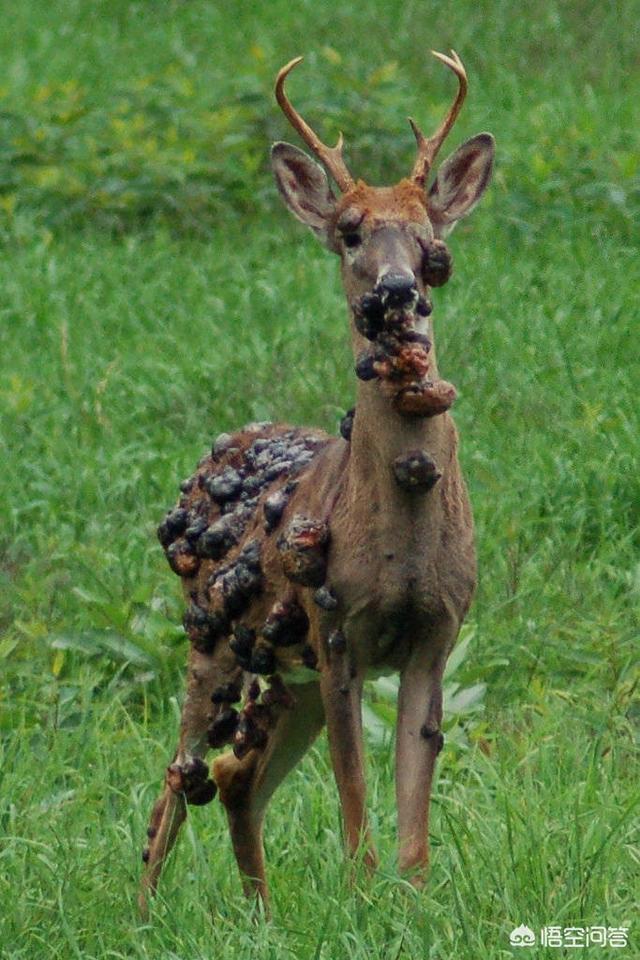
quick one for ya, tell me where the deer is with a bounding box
[139,50,494,916]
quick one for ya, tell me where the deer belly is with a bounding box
[343,601,421,673]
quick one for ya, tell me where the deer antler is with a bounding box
[275,57,354,192]
[409,49,468,187]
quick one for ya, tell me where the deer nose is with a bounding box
[376,272,417,307]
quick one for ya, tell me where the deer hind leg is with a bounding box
[212,679,324,907]
[395,628,453,885]
[139,646,239,916]
[213,680,325,905]
[319,649,378,871]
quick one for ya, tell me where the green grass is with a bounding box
[1,1,639,957]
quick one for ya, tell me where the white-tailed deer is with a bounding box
[140,50,494,914]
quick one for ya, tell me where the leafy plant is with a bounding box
[1,49,635,238]
[363,626,488,749]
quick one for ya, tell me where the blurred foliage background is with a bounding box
[0,0,637,238]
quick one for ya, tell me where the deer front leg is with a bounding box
[395,630,452,885]
[139,647,238,917]
[320,649,378,871]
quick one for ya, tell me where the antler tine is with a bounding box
[275,57,354,192]
[409,49,468,187]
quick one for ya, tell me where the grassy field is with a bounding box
[1,1,638,957]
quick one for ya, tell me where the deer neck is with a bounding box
[345,321,454,549]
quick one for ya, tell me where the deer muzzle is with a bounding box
[352,268,457,418]
[376,271,418,310]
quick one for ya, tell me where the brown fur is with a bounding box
[335,178,428,225]
[139,60,494,918]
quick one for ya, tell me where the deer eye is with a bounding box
[342,232,362,249]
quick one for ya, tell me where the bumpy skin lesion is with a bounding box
[141,47,496,917]
[142,256,467,912]
[143,272,461,897]
[420,238,453,288]
[140,422,343,913]
[156,423,336,763]
[351,261,458,418]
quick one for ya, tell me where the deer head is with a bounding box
[140,56,491,918]
[271,52,494,308]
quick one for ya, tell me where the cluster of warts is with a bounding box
[154,422,337,816]
[139,46,488,884]
[158,424,325,579]
[352,239,457,418]
[150,259,453,828]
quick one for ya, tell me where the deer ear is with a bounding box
[428,133,495,237]
[271,142,337,247]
